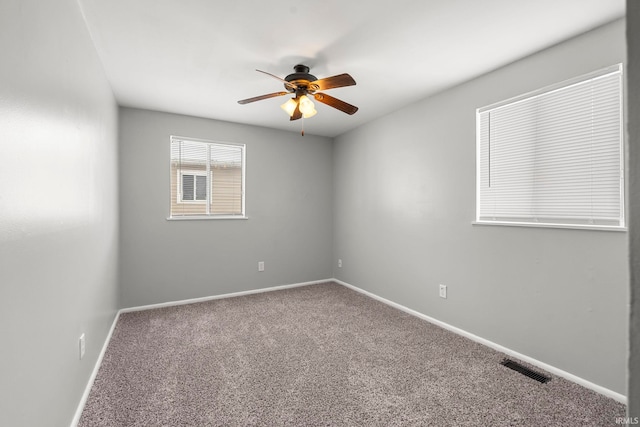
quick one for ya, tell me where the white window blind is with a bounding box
[476,64,624,229]
[170,137,245,218]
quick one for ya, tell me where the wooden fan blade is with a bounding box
[256,69,297,90]
[313,93,358,115]
[237,92,289,104]
[309,73,356,91]
[290,102,302,121]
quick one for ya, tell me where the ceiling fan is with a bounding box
[237,64,358,121]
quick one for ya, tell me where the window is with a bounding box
[476,64,624,229]
[170,136,245,219]
[179,171,207,202]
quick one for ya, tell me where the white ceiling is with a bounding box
[78,0,625,138]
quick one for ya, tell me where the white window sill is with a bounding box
[472,221,626,232]
[167,215,249,221]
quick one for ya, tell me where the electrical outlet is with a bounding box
[338,259,342,268]
[439,284,447,299]
[79,333,85,360]
[258,261,265,272]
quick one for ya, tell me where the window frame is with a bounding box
[474,64,625,232]
[168,136,247,220]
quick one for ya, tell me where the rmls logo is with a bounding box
[616,417,640,425]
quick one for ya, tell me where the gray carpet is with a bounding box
[79,282,625,426]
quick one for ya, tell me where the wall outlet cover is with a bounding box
[439,284,447,299]
[79,333,86,360]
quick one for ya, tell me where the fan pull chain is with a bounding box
[301,117,305,136]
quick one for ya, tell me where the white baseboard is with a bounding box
[119,279,331,313]
[70,310,121,427]
[332,278,627,405]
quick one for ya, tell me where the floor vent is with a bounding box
[500,358,551,384]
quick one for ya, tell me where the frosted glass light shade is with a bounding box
[302,108,317,118]
[280,98,298,116]
[298,95,315,116]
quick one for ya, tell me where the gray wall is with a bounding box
[0,4,630,425]
[627,1,640,417]
[333,19,628,394]
[0,0,119,426]
[118,108,333,308]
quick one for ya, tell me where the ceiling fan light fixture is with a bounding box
[298,95,316,118]
[280,98,298,116]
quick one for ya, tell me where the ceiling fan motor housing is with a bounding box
[284,64,317,92]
